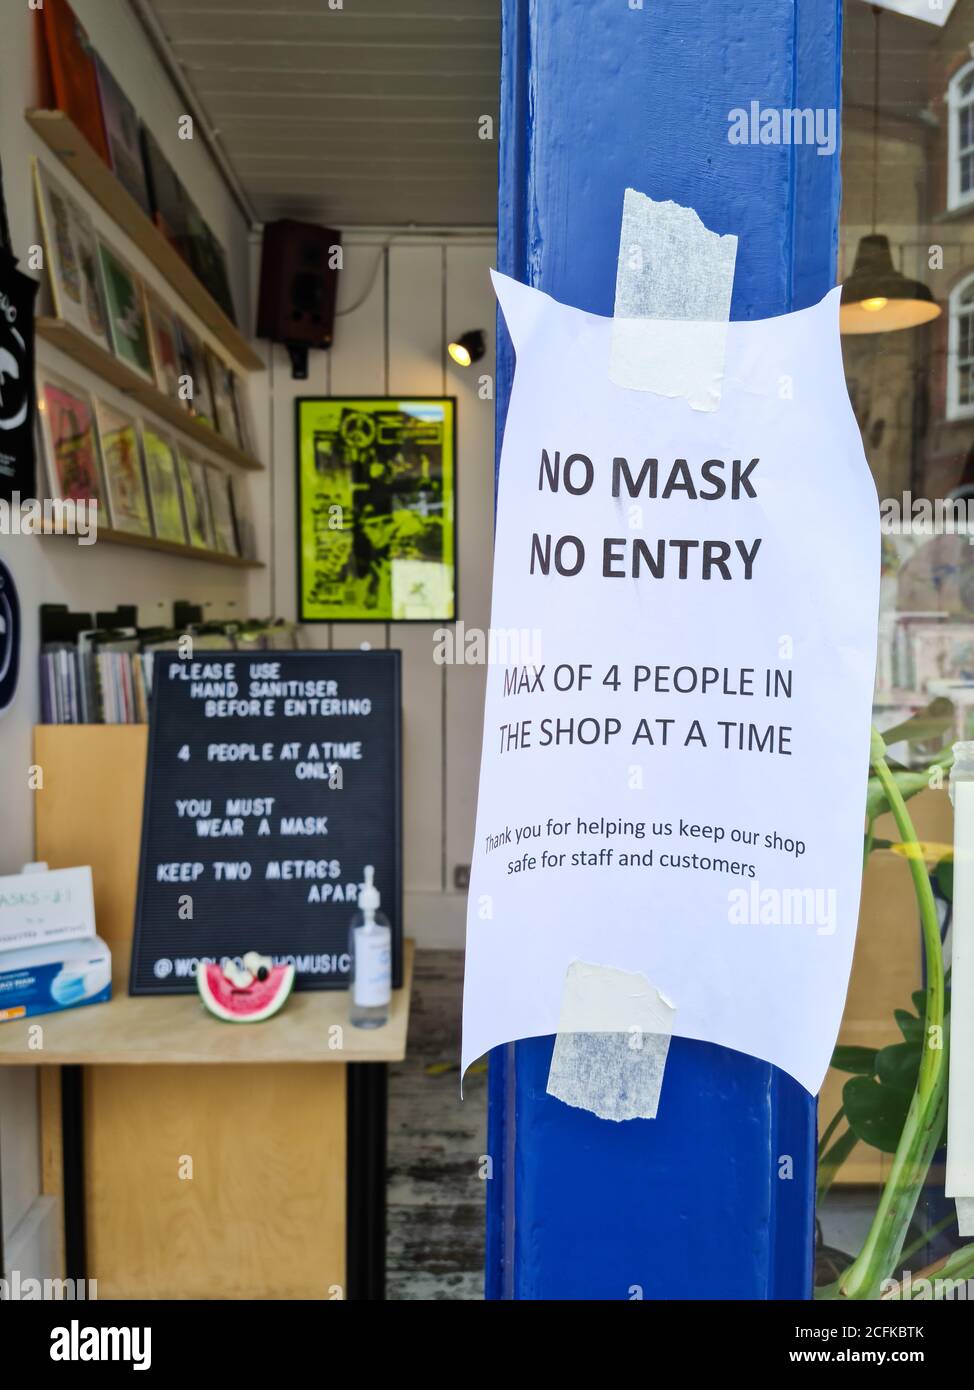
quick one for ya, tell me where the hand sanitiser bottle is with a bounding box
[349,865,391,1028]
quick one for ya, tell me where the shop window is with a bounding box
[947,59,974,211]
[819,0,973,1303]
[948,272,974,419]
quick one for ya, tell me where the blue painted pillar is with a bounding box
[488,0,843,1300]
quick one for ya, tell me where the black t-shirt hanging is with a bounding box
[0,145,38,502]
[0,250,37,502]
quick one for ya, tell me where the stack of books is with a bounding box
[39,603,301,725]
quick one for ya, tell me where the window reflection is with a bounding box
[816,0,970,1298]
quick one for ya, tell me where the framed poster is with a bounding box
[97,241,154,383]
[41,0,111,165]
[200,223,237,326]
[205,464,238,555]
[139,127,188,251]
[130,650,403,994]
[205,347,242,447]
[93,58,152,216]
[33,161,110,351]
[141,422,187,543]
[93,397,151,535]
[230,371,255,456]
[36,370,103,502]
[296,396,457,622]
[174,446,211,548]
[183,204,237,325]
[144,290,183,400]
[174,319,216,428]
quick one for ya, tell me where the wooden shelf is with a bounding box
[37,317,264,472]
[0,940,413,1066]
[27,108,263,373]
[41,523,263,569]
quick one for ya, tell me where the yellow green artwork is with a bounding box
[297,397,456,622]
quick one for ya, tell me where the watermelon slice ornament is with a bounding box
[197,951,295,1023]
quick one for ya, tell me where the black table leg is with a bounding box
[60,1064,87,1281]
[346,1062,387,1300]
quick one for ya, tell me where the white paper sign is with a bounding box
[0,866,97,952]
[857,0,956,28]
[461,274,880,1096]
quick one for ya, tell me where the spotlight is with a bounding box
[448,329,486,367]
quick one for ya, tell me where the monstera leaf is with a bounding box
[865,769,939,822]
[842,1082,912,1154]
[830,1045,878,1075]
[935,856,953,902]
[840,996,947,1155]
[879,699,955,750]
[865,709,954,822]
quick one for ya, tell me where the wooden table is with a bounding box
[0,941,413,1300]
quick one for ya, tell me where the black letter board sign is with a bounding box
[130,650,401,994]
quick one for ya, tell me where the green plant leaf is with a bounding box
[879,699,954,749]
[934,857,953,903]
[865,770,932,821]
[864,749,955,823]
[835,731,951,1300]
[875,1040,922,1093]
[830,1045,878,1075]
[842,1074,912,1154]
[840,1032,945,1159]
[895,1009,922,1043]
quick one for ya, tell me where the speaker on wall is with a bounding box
[257,219,342,379]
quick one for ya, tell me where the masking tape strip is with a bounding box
[956,1197,974,1239]
[609,189,738,412]
[546,961,676,1122]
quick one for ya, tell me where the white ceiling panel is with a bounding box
[138,0,499,226]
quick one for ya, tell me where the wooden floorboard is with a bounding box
[386,949,487,1300]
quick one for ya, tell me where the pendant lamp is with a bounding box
[840,6,941,335]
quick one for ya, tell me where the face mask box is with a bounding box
[0,936,112,1023]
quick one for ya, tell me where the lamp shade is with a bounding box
[840,234,941,334]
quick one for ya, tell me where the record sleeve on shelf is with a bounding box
[94,57,152,216]
[39,607,302,726]
[32,159,110,351]
[41,0,111,165]
[36,368,104,505]
[93,396,151,535]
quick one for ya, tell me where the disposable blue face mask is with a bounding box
[50,958,111,1005]
[50,971,86,1005]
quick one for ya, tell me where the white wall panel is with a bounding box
[388,245,447,894]
[444,244,496,887]
[327,243,391,656]
[267,234,495,935]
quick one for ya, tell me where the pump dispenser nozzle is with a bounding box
[358,866,381,915]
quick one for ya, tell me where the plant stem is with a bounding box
[898,1209,957,1266]
[836,738,948,1299]
[869,752,945,1101]
[817,1126,859,1204]
[881,1240,974,1299]
[818,1107,844,1158]
[863,819,875,872]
